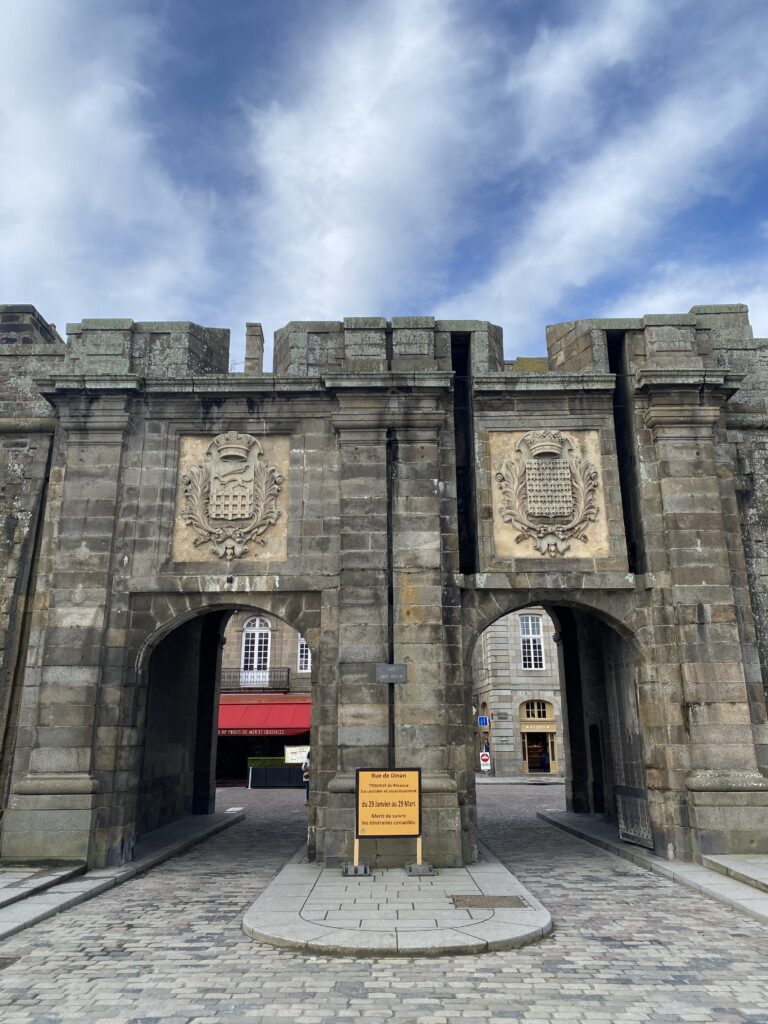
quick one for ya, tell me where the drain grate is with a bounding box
[451,895,528,909]
[0,957,19,971]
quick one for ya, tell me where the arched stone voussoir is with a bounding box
[461,586,643,665]
[129,589,322,680]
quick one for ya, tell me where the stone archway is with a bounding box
[463,588,662,853]
[116,592,324,864]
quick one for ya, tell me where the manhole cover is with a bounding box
[0,957,19,971]
[451,895,528,909]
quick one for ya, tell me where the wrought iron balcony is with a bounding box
[219,667,291,692]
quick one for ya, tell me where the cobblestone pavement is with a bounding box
[0,784,766,1023]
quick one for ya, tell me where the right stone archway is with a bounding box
[462,578,767,863]
[464,592,660,850]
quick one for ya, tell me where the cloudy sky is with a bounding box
[3,0,768,367]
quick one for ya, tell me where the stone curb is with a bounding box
[242,841,552,957]
[0,808,245,944]
[538,811,768,927]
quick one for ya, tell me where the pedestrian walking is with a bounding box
[302,750,310,803]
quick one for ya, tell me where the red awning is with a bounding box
[218,696,310,737]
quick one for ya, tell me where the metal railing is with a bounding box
[219,667,291,692]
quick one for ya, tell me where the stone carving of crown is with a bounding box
[208,431,259,460]
[525,430,565,458]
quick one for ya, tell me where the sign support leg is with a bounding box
[416,835,422,867]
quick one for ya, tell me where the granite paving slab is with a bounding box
[0,863,85,910]
[242,841,552,956]
[539,809,768,926]
[702,852,768,894]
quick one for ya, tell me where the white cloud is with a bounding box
[0,2,216,332]
[507,0,665,158]
[438,20,768,355]
[242,0,494,356]
[602,257,768,339]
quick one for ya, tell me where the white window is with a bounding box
[241,616,271,686]
[520,614,544,669]
[297,637,311,673]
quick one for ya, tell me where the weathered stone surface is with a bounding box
[0,305,766,872]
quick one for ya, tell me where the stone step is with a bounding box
[0,809,244,942]
[0,863,86,910]
[701,854,768,894]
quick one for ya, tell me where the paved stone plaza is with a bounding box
[0,785,765,1024]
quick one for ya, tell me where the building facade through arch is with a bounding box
[472,607,564,779]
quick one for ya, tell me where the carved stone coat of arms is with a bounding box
[495,429,599,556]
[180,431,283,560]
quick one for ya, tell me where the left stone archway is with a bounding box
[121,590,324,868]
[3,588,325,869]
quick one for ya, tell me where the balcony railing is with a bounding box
[219,667,291,692]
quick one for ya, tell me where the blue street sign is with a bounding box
[477,715,490,727]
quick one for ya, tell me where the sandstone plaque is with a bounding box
[172,432,289,562]
[490,429,609,558]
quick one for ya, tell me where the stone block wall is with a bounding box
[544,306,768,856]
[0,307,66,808]
[64,319,229,377]
[1,303,767,869]
[697,305,768,772]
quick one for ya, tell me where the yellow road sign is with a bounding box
[356,769,421,838]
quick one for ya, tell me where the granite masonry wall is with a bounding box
[0,304,766,869]
[0,307,65,810]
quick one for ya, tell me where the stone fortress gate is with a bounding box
[0,304,767,869]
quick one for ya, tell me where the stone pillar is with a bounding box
[1,391,134,863]
[324,388,463,867]
[393,418,446,769]
[244,323,264,374]
[335,420,389,771]
[392,411,463,866]
[642,381,768,855]
[324,400,389,864]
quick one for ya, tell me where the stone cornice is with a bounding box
[725,412,768,430]
[634,368,744,397]
[0,417,55,433]
[644,406,721,430]
[324,371,453,390]
[463,571,636,590]
[34,371,455,398]
[119,574,337,593]
[36,374,144,397]
[472,372,615,393]
[332,392,445,436]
